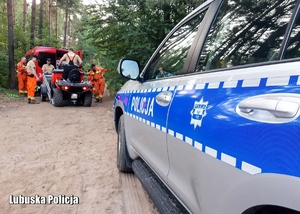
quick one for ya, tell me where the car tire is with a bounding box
[53,88,64,107]
[83,91,92,107]
[117,115,133,172]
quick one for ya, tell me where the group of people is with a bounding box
[17,48,107,104]
[17,55,41,104]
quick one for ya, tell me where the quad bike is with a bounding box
[40,66,93,107]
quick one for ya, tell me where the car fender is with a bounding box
[114,99,139,160]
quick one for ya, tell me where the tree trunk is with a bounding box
[12,0,15,24]
[56,6,58,39]
[39,0,43,39]
[7,0,16,89]
[67,13,71,47]
[48,0,51,37]
[63,6,68,47]
[22,0,27,31]
[30,0,36,48]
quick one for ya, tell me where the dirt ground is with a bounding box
[0,91,157,214]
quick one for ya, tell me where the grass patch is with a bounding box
[0,88,21,103]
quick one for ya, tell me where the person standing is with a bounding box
[42,58,54,74]
[88,64,107,103]
[26,55,39,104]
[17,57,27,95]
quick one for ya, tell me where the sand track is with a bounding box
[0,95,157,214]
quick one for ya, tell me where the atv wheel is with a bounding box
[53,88,64,107]
[117,115,133,172]
[83,91,92,107]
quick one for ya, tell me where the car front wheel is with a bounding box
[117,115,133,173]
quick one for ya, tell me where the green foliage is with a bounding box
[104,59,127,97]
[34,26,61,47]
[78,0,202,94]
[0,54,9,88]
[0,0,203,91]
[0,0,84,88]
[0,1,8,88]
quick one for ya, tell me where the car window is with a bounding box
[147,10,207,80]
[283,7,300,59]
[196,0,296,72]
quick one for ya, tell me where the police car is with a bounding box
[113,0,300,213]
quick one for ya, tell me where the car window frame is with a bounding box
[187,0,300,76]
[280,1,300,60]
[140,1,213,82]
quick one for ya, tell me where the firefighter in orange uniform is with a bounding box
[88,64,107,103]
[17,57,27,95]
[26,55,39,104]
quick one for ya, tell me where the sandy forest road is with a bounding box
[0,94,157,214]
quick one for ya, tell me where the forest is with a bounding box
[0,0,204,94]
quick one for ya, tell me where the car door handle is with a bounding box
[237,94,300,120]
[155,91,173,107]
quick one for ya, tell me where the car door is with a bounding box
[123,7,209,182]
[166,0,300,213]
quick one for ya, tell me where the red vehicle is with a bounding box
[50,68,93,107]
[25,46,82,82]
[25,46,92,107]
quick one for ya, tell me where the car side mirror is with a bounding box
[118,58,140,80]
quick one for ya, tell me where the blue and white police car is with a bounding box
[113,0,300,213]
